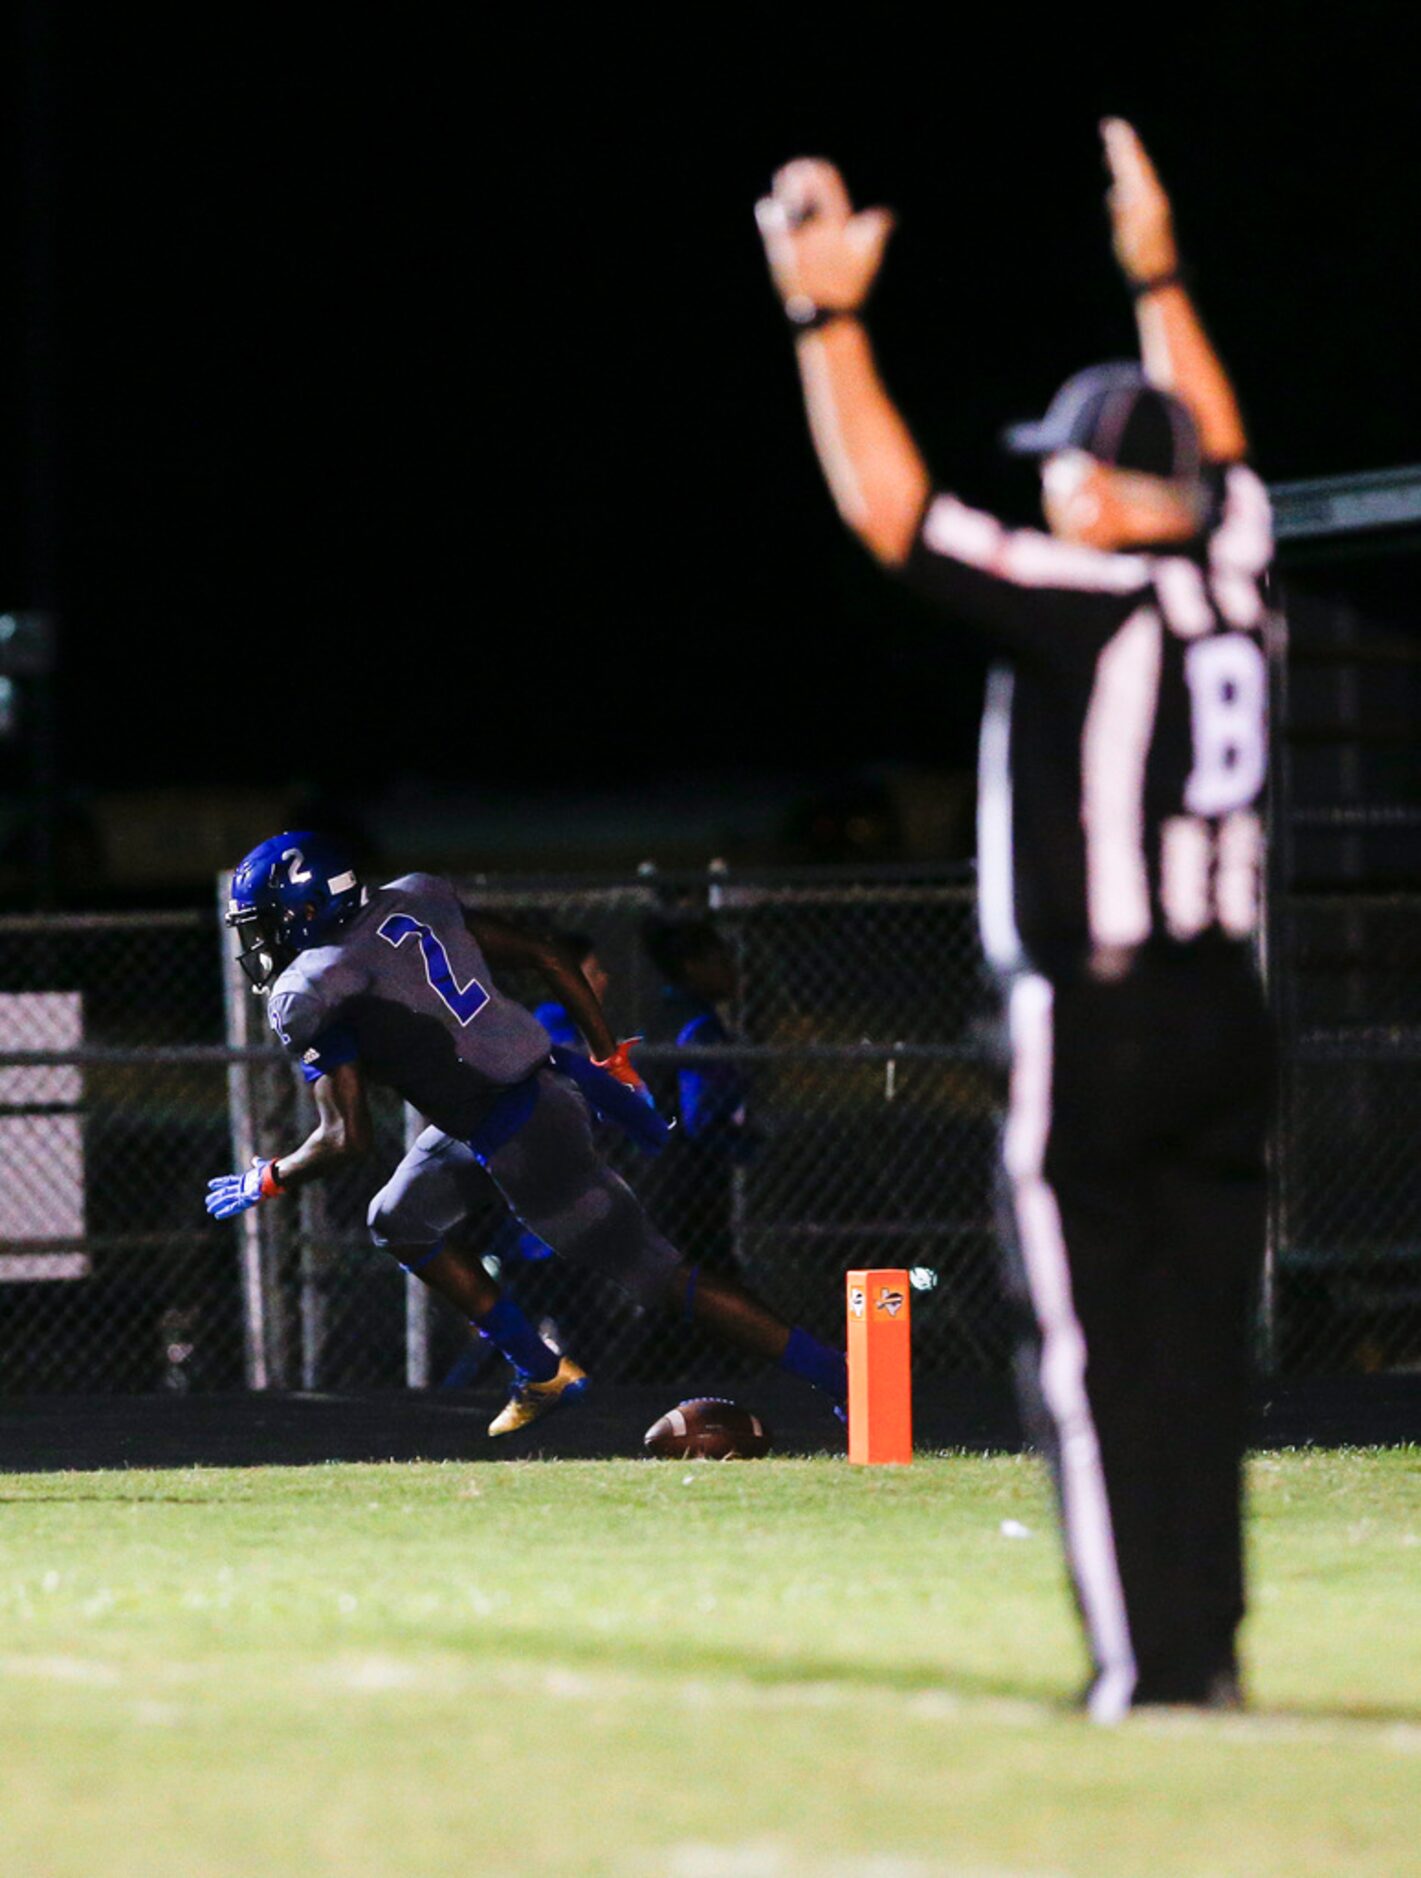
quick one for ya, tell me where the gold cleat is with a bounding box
[488,1355,589,1438]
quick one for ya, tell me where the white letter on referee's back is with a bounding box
[1183,634,1267,818]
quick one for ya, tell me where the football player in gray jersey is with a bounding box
[208,833,848,1435]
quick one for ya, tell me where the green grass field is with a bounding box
[1,1449,1419,1878]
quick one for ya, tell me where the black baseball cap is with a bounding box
[1003,362,1202,480]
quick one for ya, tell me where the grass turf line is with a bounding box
[0,1449,1418,1877]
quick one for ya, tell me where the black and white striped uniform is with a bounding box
[905,464,1274,1719]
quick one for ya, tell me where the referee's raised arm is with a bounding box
[754,160,928,566]
[754,152,1171,661]
[1103,118,1249,464]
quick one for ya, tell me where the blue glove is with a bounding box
[206,1158,284,1220]
[550,1047,672,1155]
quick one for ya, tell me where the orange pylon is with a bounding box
[846,1268,913,1464]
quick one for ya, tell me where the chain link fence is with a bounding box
[2,866,1419,1393]
[1269,891,1421,1374]
[0,912,240,1392]
[1265,573,1421,1374]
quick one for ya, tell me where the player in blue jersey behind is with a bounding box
[206,833,848,1436]
[532,931,608,1049]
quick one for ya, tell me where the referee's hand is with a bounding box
[1102,119,1178,285]
[755,159,894,322]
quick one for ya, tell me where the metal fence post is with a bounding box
[708,861,751,1278]
[1259,603,1289,1375]
[293,1073,330,1391]
[217,872,270,1391]
[403,1101,430,1388]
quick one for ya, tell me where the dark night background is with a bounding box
[0,9,1417,888]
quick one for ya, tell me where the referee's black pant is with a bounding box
[1001,943,1272,1722]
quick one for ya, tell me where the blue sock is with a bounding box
[780,1326,847,1404]
[473,1297,559,1383]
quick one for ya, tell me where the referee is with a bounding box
[757,120,1273,1720]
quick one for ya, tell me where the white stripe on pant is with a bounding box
[1004,972,1137,1723]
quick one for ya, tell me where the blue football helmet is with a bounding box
[226,831,365,990]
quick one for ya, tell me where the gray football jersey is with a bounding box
[266,873,551,1138]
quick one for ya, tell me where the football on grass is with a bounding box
[643,1397,771,1460]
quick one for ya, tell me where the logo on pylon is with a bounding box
[874,1287,905,1317]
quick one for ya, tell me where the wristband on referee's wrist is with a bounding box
[784,294,862,333]
[1130,265,1187,299]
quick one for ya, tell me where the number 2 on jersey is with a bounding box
[377,914,490,1026]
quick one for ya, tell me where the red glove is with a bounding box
[592,1037,647,1094]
